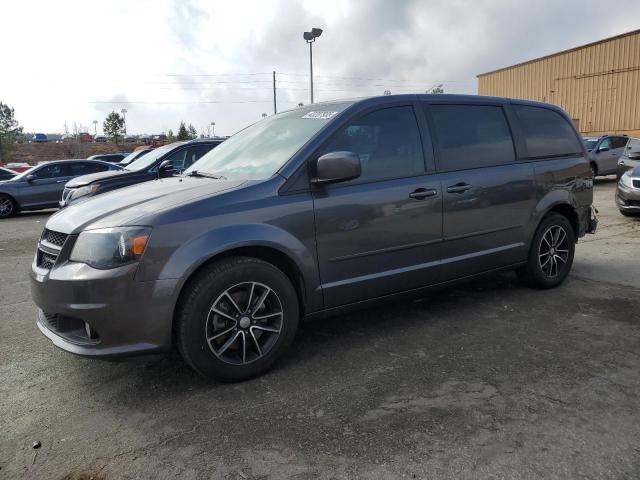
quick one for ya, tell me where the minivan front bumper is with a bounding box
[30,257,179,357]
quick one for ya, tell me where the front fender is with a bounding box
[141,222,320,309]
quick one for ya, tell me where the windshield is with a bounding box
[125,142,185,171]
[583,138,598,151]
[184,103,352,180]
[120,149,150,166]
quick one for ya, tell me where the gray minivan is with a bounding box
[30,95,596,381]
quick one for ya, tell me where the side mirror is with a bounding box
[158,159,175,178]
[25,174,36,182]
[312,151,361,185]
[598,146,610,152]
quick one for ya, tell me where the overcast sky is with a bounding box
[2,0,639,136]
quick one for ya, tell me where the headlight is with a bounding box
[619,172,634,189]
[69,184,100,202]
[70,227,151,269]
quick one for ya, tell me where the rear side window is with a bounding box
[514,105,582,158]
[430,104,515,171]
[68,162,109,175]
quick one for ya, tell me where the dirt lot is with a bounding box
[1,178,639,480]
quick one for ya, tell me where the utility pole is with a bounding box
[121,108,127,136]
[211,122,215,137]
[92,120,97,136]
[273,71,277,114]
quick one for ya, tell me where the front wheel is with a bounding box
[518,213,575,289]
[175,257,299,382]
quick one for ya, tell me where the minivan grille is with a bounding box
[38,250,58,270]
[43,229,68,247]
[36,229,68,271]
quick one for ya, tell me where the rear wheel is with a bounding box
[518,213,575,289]
[175,257,299,382]
[0,195,16,218]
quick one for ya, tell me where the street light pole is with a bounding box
[211,122,215,137]
[92,120,97,136]
[303,28,323,105]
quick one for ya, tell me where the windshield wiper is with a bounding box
[186,170,227,180]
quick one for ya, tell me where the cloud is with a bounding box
[1,0,639,135]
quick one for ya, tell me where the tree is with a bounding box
[0,102,23,162]
[103,111,125,143]
[188,124,198,139]
[167,129,175,142]
[176,121,190,140]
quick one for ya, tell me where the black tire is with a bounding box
[175,256,299,382]
[0,194,16,218]
[620,209,640,217]
[517,213,576,289]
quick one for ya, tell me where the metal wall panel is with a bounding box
[477,30,640,137]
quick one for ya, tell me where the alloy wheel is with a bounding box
[0,197,14,217]
[538,225,569,278]
[205,282,283,365]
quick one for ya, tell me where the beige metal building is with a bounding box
[477,29,640,138]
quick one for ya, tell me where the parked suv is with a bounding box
[583,134,628,177]
[60,139,222,207]
[31,95,596,381]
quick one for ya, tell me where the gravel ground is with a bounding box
[1,178,639,480]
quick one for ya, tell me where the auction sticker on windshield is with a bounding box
[302,111,338,119]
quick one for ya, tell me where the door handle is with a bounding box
[55,180,64,183]
[409,188,438,200]
[446,183,472,194]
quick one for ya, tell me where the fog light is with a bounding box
[84,322,98,339]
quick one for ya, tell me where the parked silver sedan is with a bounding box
[0,160,122,218]
[583,135,629,177]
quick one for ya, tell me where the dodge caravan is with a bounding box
[30,95,597,381]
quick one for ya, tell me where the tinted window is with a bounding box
[514,105,582,158]
[68,162,109,176]
[430,105,515,171]
[164,148,188,171]
[34,163,66,179]
[612,137,628,149]
[185,144,216,170]
[321,106,424,183]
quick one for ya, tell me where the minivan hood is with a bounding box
[47,176,246,233]
[65,169,130,187]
